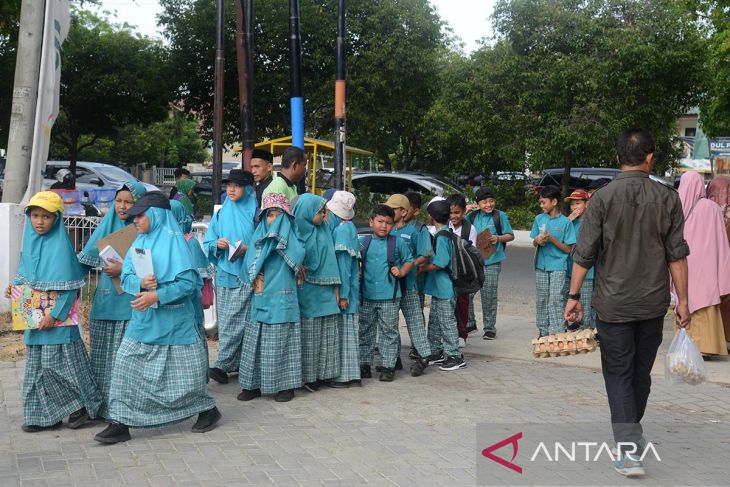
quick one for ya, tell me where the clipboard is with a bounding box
[96,224,137,294]
[476,228,496,261]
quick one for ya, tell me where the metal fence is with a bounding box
[153,167,177,187]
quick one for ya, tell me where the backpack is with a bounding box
[432,230,485,295]
[360,234,404,301]
[468,210,507,249]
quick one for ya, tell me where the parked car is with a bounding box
[351,171,462,197]
[533,167,673,194]
[42,161,158,199]
[189,170,233,197]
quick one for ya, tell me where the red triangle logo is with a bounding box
[481,432,523,474]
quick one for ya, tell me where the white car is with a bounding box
[42,161,158,199]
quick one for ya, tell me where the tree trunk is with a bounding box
[382,151,391,171]
[561,153,572,214]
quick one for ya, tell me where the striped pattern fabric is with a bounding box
[427,297,460,359]
[108,336,215,428]
[359,299,400,369]
[399,288,431,358]
[332,314,360,383]
[89,319,128,418]
[300,315,340,383]
[23,340,101,427]
[467,293,477,330]
[480,263,502,333]
[535,269,567,336]
[213,283,252,372]
[579,278,596,329]
[238,322,302,394]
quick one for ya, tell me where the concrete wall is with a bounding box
[0,203,24,313]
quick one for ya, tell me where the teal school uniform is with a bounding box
[529,213,577,271]
[569,218,596,329]
[425,227,460,359]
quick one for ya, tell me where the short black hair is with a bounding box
[174,168,190,178]
[539,185,561,201]
[371,204,395,220]
[446,193,467,209]
[281,146,306,169]
[617,128,655,166]
[404,191,422,209]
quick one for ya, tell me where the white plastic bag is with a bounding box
[665,328,708,385]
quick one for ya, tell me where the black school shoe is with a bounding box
[439,355,467,371]
[67,407,90,429]
[360,365,372,379]
[192,407,221,433]
[208,367,229,384]
[483,330,496,340]
[237,388,261,401]
[376,357,403,373]
[379,367,395,382]
[408,348,420,360]
[410,357,429,377]
[303,381,321,392]
[94,423,131,444]
[275,389,295,402]
[21,421,62,433]
[427,351,445,365]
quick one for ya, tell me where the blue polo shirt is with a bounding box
[530,213,577,272]
[360,235,413,301]
[470,210,514,266]
[425,229,454,299]
[568,218,595,279]
[392,220,432,291]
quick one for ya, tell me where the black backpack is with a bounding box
[360,234,404,301]
[432,229,485,295]
[468,210,507,249]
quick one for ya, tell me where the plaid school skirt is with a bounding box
[238,321,302,394]
[23,339,102,427]
[108,335,215,428]
[89,319,128,418]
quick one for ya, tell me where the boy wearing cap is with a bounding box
[530,186,577,337]
[565,189,595,330]
[467,187,515,340]
[359,204,414,382]
[326,191,363,387]
[386,194,432,376]
[422,200,467,371]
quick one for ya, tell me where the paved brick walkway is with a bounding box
[1,347,729,486]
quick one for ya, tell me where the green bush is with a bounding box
[506,206,537,231]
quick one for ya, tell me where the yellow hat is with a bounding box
[384,194,411,211]
[25,191,65,214]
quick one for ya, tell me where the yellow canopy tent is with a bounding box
[236,136,374,194]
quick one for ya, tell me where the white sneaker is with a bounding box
[458,338,466,348]
[614,454,645,478]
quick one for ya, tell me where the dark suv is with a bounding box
[533,167,672,193]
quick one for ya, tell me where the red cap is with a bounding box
[564,189,590,202]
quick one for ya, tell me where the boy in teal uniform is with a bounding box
[422,200,467,371]
[386,193,432,376]
[530,185,577,337]
[467,187,515,340]
[565,189,596,330]
[359,204,414,382]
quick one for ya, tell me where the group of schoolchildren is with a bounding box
[7,165,596,444]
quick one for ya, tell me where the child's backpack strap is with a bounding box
[360,235,373,261]
[385,235,401,301]
[467,211,477,224]
[493,210,503,236]
[460,219,472,241]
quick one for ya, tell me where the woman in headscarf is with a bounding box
[237,193,305,403]
[77,181,146,419]
[6,191,101,432]
[675,171,730,356]
[202,170,257,384]
[326,191,362,388]
[293,194,342,391]
[171,178,196,215]
[94,192,220,443]
[706,175,730,345]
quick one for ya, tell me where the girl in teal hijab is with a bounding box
[292,194,341,389]
[172,178,196,215]
[202,170,257,384]
[97,193,219,444]
[238,193,305,403]
[11,191,101,432]
[77,181,147,419]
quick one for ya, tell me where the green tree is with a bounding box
[487,0,706,194]
[52,9,174,173]
[0,1,21,150]
[158,0,445,169]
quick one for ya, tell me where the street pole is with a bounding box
[213,0,225,206]
[334,0,346,190]
[2,0,44,203]
[289,0,304,150]
[235,0,255,171]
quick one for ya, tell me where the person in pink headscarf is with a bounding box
[676,171,730,356]
[706,175,730,344]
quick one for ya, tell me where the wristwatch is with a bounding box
[567,293,581,301]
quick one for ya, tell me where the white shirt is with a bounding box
[449,221,478,246]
